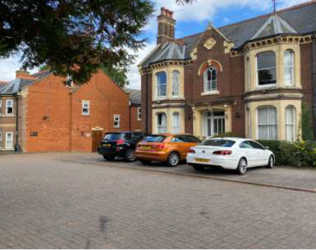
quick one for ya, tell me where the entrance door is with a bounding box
[203,111,225,138]
[92,130,103,152]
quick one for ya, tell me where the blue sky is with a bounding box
[0,0,310,89]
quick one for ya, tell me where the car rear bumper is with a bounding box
[186,155,238,170]
[98,147,126,157]
[135,150,168,162]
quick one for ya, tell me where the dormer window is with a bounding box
[156,72,167,97]
[204,67,217,92]
[284,50,294,86]
[257,51,276,86]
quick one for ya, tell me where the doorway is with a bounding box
[203,111,225,138]
[92,130,103,152]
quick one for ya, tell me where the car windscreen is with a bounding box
[143,135,166,143]
[104,133,122,141]
[202,139,235,148]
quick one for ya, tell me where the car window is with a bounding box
[124,133,131,140]
[143,135,166,143]
[240,141,254,149]
[187,135,200,143]
[249,141,264,150]
[202,139,235,147]
[132,133,143,141]
[171,136,185,143]
[104,133,122,141]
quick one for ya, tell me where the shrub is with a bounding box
[258,140,316,167]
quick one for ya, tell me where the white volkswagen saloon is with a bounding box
[186,138,275,175]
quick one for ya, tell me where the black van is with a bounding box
[98,131,147,162]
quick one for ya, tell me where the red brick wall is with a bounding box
[130,105,142,131]
[24,70,131,152]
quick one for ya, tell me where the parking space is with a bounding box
[59,153,316,192]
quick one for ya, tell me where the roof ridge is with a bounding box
[219,0,316,30]
[176,32,203,41]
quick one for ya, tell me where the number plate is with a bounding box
[104,144,111,147]
[195,158,210,163]
[142,146,151,150]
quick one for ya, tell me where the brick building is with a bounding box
[124,88,142,131]
[140,1,316,141]
[0,69,141,152]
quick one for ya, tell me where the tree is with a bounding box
[0,0,154,85]
[102,66,129,88]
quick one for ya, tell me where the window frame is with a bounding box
[203,67,217,92]
[156,113,167,134]
[285,106,296,142]
[257,106,278,140]
[0,132,2,149]
[256,51,277,87]
[172,112,181,134]
[284,50,295,86]
[171,70,180,97]
[156,71,167,98]
[6,100,14,115]
[113,114,121,128]
[82,101,90,116]
[5,132,13,149]
[137,107,141,121]
[0,100,2,115]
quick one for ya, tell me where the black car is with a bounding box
[98,131,147,162]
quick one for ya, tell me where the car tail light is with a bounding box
[155,143,165,149]
[188,148,196,154]
[213,150,232,155]
[117,139,125,145]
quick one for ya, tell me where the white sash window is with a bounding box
[258,107,278,140]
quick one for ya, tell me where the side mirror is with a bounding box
[264,146,270,150]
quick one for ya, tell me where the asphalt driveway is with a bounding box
[59,153,316,192]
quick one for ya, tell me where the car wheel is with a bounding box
[140,160,151,165]
[192,164,205,172]
[237,158,247,175]
[266,155,274,168]
[167,152,180,167]
[124,149,136,162]
[103,155,115,161]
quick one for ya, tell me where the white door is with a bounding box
[6,132,13,149]
[203,111,225,138]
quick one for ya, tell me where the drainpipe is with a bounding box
[15,93,21,152]
[312,34,316,140]
[145,73,149,133]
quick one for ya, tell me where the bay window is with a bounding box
[257,52,276,86]
[172,71,180,97]
[172,112,180,134]
[258,107,278,140]
[285,106,296,142]
[157,113,167,133]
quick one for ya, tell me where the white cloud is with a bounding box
[0,56,22,82]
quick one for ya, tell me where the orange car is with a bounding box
[135,134,201,167]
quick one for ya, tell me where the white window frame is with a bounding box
[171,71,180,97]
[156,72,167,98]
[284,50,295,86]
[82,101,90,116]
[0,100,2,115]
[113,114,120,128]
[5,132,13,149]
[257,107,278,140]
[6,100,14,115]
[256,51,277,87]
[0,132,2,149]
[137,107,141,121]
[285,106,296,142]
[157,113,167,134]
[172,112,181,134]
[203,67,217,92]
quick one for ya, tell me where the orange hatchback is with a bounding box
[136,134,201,167]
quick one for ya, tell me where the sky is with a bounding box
[0,0,311,89]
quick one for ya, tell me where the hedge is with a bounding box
[258,140,316,167]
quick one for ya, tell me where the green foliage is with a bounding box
[102,66,129,88]
[301,103,314,141]
[0,0,154,85]
[258,140,316,167]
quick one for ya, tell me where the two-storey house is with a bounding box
[140,1,316,141]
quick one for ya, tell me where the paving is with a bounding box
[0,153,316,248]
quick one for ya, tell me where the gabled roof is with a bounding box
[141,0,316,68]
[124,88,141,105]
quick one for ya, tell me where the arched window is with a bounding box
[172,112,180,134]
[285,106,296,142]
[157,113,167,133]
[172,71,180,97]
[156,72,167,97]
[257,51,276,86]
[258,107,278,140]
[284,50,294,86]
[203,67,217,92]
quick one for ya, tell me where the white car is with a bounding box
[186,138,275,175]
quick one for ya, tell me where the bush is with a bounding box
[258,140,316,167]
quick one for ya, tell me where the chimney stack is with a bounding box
[15,68,37,80]
[157,7,176,45]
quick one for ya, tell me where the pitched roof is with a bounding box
[141,0,316,68]
[0,78,35,95]
[124,88,141,105]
